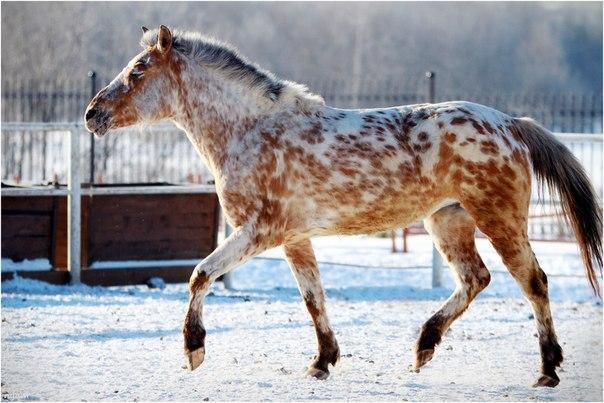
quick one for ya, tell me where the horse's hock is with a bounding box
[1,184,221,286]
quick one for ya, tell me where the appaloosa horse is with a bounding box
[85,26,602,387]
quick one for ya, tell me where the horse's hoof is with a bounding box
[414,348,434,370]
[533,374,560,388]
[185,347,205,371]
[305,366,330,380]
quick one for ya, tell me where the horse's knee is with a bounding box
[189,266,211,294]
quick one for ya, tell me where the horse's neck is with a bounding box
[173,69,265,174]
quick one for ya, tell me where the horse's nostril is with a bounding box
[85,108,97,120]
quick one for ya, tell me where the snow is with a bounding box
[1,235,602,401]
[89,259,201,269]
[1,259,51,272]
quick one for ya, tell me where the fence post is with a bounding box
[425,71,435,104]
[426,70,443,287]
[431,243,443,288]
[68,126,82,284]
[88,71,97,184]
[221,222,234,289]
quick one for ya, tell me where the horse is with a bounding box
[85,25,602,387]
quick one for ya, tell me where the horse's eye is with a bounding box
[129,69,144,79]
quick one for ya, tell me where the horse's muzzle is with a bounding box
[84,106,110,137]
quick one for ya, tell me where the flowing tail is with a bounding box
[511,117,603,296]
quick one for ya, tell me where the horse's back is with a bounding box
[239,100,530,237]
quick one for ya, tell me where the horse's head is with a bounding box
[85,25,179,136]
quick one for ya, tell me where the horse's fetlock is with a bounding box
[183,316,206,352]
[477,270,491,289]
[542,340,563,367]
[327,342,340,366]
[417,316,445,351]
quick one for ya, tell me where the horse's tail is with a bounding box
[511,117,602,296]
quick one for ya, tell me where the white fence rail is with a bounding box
[1,122,602,288]
[1,123,207,185]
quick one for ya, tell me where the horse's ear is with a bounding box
[141,26,149,34]
[157,25,172,53]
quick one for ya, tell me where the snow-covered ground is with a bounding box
[1,235,602,401]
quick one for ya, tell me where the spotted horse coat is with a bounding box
[85,25,602,386]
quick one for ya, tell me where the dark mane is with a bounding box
[141,28,323,107]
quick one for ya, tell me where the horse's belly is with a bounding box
[320,193,457,235]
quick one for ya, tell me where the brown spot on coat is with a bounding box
[450,117,467,125]
[444,132,457,143]
[470,119,486,135]
[300,123,325,144]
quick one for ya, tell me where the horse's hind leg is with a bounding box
[464,204,563,387]
[284,239,340,380]
[415,204,491,370]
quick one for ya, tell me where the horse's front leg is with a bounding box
[183,224,262,370]
[284,239,340,380]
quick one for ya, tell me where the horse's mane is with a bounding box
[141,28,324,112]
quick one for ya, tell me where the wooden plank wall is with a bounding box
[2,192,219,273]
[1,197,55,261]
[86,193,218,263]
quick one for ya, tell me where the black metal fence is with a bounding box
[1,72,603,186]
[3,72,602,130]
